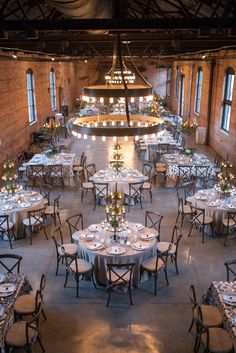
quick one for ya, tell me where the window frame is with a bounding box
[175,66,179,99]
[166,67,171,96]
[221,68,234,133]
[50,68,56,111]
[26,69,37,124]
[194,67,203,114]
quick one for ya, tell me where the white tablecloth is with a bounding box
[72,222,158,287]
[26,152,76,186]
[0,190,44,238]
[92,168,148,194]
[164,153,214,177]
[187,189,236,229]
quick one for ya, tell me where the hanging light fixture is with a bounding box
[72,34,163,139]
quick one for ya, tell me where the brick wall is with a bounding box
[0,57,99,165]
[165,52,236,164]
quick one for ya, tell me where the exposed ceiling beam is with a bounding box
[1,18,236,32]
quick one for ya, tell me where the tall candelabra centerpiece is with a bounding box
[1,160,23,195]
[106,187,125,240]
[109,141,124,173]
[218,160,235,198]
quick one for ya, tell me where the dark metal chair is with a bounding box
[106,263,135,307]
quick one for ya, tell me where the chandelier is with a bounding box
[72,34,164,140]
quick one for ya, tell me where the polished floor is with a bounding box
[1,135,236,353]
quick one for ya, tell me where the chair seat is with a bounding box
[73,166,83,172]
[59,243,78,256]
[195,214,213,224]
[155,163,167,172]
[70,258,93,274]
[142,182,151,189]
[106,268,130,283]
[180,204,192,214]
[14,294,36,314]
[222,218,235,227]
[82,182,94,189]
[0,221,14,230]
[141,256,165,272]
[196,304,223,327]
[157,241,176,254]
[201,327,233,353]
[5,321,36,347]
[45,205,59,215]
[22,217,43,227]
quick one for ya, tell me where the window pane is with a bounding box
[26,70,36,124]
[221,69,234,132]
[175,67,179,98]
[195,69,203,114]
[50,69,56,111]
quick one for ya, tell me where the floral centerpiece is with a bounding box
[184,148,195,157]
[106,189,125,240]
[181,121,198,135]
[1,160,23,195]
[109,141,124,172]
[218,160,235,195]
[45,145,59,156]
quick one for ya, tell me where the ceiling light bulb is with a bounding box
[92,135,96,141]
[51,57,55,61]
[102,136,106,142]
[124,136,128,141]
[12,54,17,59]
[83,134,87,140]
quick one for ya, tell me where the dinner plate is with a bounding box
[227,204,236,209]
[131,241,149,251]
[0,274,5,284]
[30,196,42,202]
[88,224,100,232]
[19,202,31,208]
[207,201,221,207]
[80,233,94,241]
[1,204,13,211]
[195,195,207,201]
[140,233,156,241]
[87,242,103,250]
[222,293,236,305]
[106,246,126,255]
[0,283,16,296]
[133,223,144,231]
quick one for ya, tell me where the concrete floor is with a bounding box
[1,135,236,353]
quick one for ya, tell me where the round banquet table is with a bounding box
[187,188,236,230]
[0,190,44,239]
[92,168,148,194]
[72,222,158,287]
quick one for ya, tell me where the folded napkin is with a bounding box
[222,292,236,304]
[131,241,149,251]
[87,242,103,250]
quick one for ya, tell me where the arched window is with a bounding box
[26,69,36,124]
[175,66,179,99]
[166,67,171,96]
[195,67,203,114]
[221,68,235,132]
[50,68,56,111]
